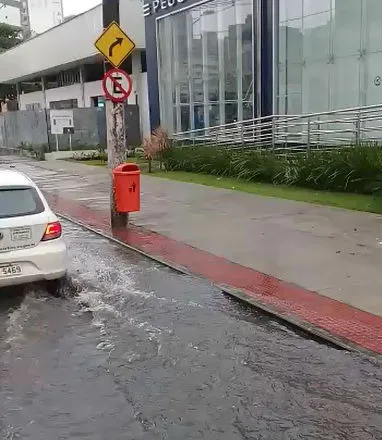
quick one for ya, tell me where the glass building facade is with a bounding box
[157,0,254,133]
[144,0,382,133]
[277,0,382,115]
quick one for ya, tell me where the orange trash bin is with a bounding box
[112,163,140,213]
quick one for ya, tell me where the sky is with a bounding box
[63,0,101,17]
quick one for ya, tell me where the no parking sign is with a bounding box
[102,68,132,103]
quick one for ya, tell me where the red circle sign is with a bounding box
[102,68,132,103]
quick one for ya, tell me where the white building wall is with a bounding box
[0,5,21,27]
[84,81,103,107]
[136,73,150,138]
[19,85,83,109]
[29,0,63,34]
[19,90,45,109]
[45,84,82,107]
[0,0,63,33]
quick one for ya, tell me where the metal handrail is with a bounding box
[172,103,382,150]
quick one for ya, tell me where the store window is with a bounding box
[157,0,254,134]
[277,0,382,115]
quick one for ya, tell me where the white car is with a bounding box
[0,168,67,293]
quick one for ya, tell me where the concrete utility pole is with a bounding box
[102,0,128,229]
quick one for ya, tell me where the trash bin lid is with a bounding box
[113,163,140,174]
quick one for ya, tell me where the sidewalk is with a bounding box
[3,156,382,354]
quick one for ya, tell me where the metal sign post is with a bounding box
[98,0,136,230]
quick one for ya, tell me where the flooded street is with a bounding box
[0,220,381,440]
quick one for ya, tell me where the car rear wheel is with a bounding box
[46,277,66,297]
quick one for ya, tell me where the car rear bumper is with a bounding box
[0,238,67,288]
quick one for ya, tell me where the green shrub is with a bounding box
[281,147,382,193]
[231,150,287,183]
[72,150,107,162]
[18,142,47,161]
[163,144,382,195]
[162,146,234,176]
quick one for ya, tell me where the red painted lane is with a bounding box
[45,192,382,354]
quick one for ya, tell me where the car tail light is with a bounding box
[42,221,62,241]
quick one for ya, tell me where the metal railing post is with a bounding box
[355,112,361,145]
[271,116,276,150]
[316,117,320,146]
[307,117,311,152]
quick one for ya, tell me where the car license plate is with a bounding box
[11,227,31,241]
[0,265,22,277]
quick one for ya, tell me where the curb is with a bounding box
[57,211,380,359]
[220,286,375,357]
[57,212,193,276]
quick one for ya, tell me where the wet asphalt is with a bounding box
[0,220,381,440]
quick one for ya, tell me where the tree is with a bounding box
[0,83,16,101]
[0,23,22,53]
[0,23,22,101]
[142,128,170,173]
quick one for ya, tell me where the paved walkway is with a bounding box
[2,156,382,353]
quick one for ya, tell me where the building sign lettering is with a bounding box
[143,0,187,17]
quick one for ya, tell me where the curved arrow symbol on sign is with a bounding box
[109,37,123,57]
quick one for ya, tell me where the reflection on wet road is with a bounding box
[0,221,381,440]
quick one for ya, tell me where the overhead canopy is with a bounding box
[0,1,145,84]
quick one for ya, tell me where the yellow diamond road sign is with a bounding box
[95,21,136,68]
